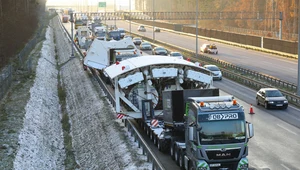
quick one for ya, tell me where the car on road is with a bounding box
[152,46,168,55]
[107,30,121,41]
[133,37,143,45]
[168,52,183,59]
[200,43,218,54]
[154,27,160,32]
[139,42,152,50]
[203,64,222,80]
[124,35,133,39]
[138,25,146,32]
[117,28,126,38]
[256,88,288,109]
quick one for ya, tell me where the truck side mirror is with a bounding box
[248,122,254,138]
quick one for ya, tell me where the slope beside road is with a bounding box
[0,16,151,170]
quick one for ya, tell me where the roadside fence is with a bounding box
[0,15,48,101]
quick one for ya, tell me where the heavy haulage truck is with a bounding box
[139,88,254,170]
[101,54,254,170]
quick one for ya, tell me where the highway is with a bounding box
[62,19,300,170]
[111,20,298,85]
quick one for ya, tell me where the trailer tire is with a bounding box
[153,135,157,146]
[150,130,153,140]
[179,151,185,170]
[158,139,169,153]
[146,127,150,137]
[188,161,194,170]
[170,145,175,160]
[175,146,180,165]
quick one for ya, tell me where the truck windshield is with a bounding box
[199,120,246,145]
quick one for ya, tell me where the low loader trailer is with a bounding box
[139,88,254,170]
[102,55,254,170]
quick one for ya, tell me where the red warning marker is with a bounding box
[117,113,124,119]
[151,119,158,127]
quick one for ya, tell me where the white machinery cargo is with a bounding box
[83,38,140,70]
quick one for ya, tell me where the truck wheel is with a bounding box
[170,145,175,160]
[188,161,195,170]
[153,135,157,146]
[175,147,180,165]
[146,127,150,136]
[179,151,185,170]
[150,131,153,140]
[157,139,162,151]
[160,140,170,153]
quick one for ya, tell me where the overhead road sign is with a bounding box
[98,2,106,8]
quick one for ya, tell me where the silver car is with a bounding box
[203,65,222,80]
[140,42,152,50]
[168,52,183,59]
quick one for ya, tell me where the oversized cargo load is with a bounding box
[162,88,219,126]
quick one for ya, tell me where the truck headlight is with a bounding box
[196,161,209,170]
[238,158,249,170]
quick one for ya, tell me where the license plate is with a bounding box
[276,104,283,106]
[210,163,221,167]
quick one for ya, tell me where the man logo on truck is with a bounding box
[216,153,231,157]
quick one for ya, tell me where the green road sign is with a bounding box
[98,2,106,8]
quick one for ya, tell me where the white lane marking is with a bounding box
[281,164,291,170]
[277,124,298,136]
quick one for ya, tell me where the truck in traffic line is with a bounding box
[62,15,69,23]
[101,44,254,169]
[140,88,254,170]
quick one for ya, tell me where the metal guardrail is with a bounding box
[129,31,300,107]
[199,55,297,92]
[58,15,165,170]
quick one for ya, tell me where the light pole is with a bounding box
[105,0,107,25]
[70,11,75,58]
[297,0,300,95]
[114,0,116,27]
[129,0,131,35]
[195,0,199,58]
[152,0,155,42]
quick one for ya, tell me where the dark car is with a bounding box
[152,46,168,55]
[107,30,121,41]
[133,37,143,45]
[154,27,160,32]
[138,25,146,32]
[256,88,288,109]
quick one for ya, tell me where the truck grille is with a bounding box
[206,149,240,160]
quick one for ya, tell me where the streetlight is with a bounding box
[69,10,75,58]
[129,0,131,35]
[297,0,300,95]
[114,0,116,27]
[152,0,155,42]
[195,0,199,58]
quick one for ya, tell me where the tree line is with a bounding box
[0,0,46,70]
[135,0,299,40]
